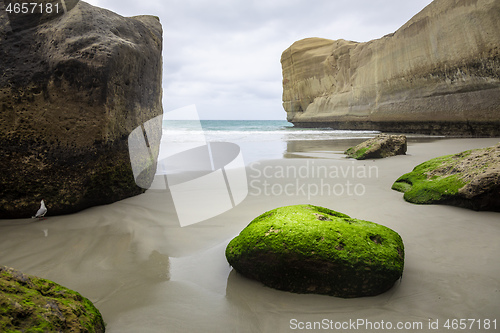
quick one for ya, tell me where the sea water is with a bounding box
[159,120,381,165]
[162,119,379,143]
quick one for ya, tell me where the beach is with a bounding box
[1,137,499,332]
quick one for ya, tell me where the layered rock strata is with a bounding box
[0,1,163,218]
[281,0,500,136]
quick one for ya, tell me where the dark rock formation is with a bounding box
[0,0,163,218]
[281,0,500,136]
[345,134,407,160]
[392,143,500,211]
[0,265,105,332]
[226,205,405,298]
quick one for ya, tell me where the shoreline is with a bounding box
[289,120,500,137]
[1,137,499,332]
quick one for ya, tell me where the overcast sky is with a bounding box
[84,0,434,120]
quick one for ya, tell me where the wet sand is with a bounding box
[1,138,499,332]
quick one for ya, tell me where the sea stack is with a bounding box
[0,1,163,218]
[281,0,500,136]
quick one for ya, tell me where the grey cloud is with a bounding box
[84,0,433,119]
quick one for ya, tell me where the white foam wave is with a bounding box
[161,128,380,143]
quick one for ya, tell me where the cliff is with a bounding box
[281,0,500,136]
[0,1,163,218]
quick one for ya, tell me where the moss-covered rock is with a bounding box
[392,143,500,211]
[226,205,404,298]
[0,266,105,333]
[345,134,407,160]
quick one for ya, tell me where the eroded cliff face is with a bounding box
[0,1,163,218]
[281,0,500,136]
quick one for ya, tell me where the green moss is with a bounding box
[392,153,468,204]
[345,147,355,156]
[0,266,105,333]
[391,181,412,193]
[226,205,404,298]
[345,146,370,160]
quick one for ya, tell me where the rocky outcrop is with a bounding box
[0,1,163,218]
[0,266,105,332]
[345,134,407,160]
[281,0,500,136]
[392,143,500,211]
[226,205,405,298]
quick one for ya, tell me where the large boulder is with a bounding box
[0,266,105,332]
[392,143,500,211]
[0,1,163,218]
[345,134,407,160]
[281,0,500,136]
[226,205,405,298]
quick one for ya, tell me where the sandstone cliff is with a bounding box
[0,0,163,218]
[281,0,500,136]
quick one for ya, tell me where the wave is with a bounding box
[161,128,381,143]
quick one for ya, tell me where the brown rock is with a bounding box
[0,1,163,218]
[392,143,500,211]
[281,0,500,136]
[345,134,407,160]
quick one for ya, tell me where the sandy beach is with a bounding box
[1,137,499,332]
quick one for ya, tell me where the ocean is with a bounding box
[159,120,381,165]
[162,119,380,143]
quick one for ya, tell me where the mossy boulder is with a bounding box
[392,143,500,211]
[226,205,404,298]
[0,266,105,333]
[345,134,407,160]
